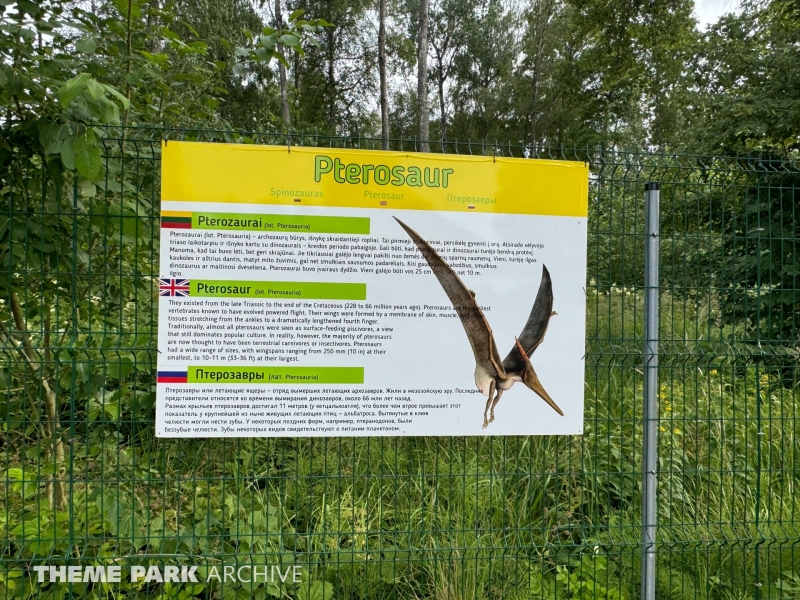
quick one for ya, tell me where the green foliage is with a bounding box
[678,2,800,343]
[715,174,800,343]
[772,571,800,597]
[527,551,629,600]
[1,429,337,599]
[688,1,800,156]
[0,3,333,598]
[238,11,332,70]
[287,0,376,133]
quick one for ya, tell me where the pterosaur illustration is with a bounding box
[395,218,563,428]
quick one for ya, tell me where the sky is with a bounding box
[694,0,737,27]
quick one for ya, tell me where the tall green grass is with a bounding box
[3,290,800,599]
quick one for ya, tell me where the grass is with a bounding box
[2,289,800,599]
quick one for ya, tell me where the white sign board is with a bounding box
[156,142,589,437]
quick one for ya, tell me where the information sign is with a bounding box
[157,142,588,437]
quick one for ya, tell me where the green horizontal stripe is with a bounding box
[193,212,370,234]
[161,217,193,223]
[188,366,364,384]
[190,280,366,300]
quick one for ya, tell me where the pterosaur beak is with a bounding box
[516,337,564,416]
[526,373,564,417]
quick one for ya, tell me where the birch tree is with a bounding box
[416,0,430,150]
[379,0,389,148]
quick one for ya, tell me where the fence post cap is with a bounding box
[645,182,661,191]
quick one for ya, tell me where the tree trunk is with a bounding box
[148,0,161,53]
[275,0,291,128]
[530,71,539,149]
[294,51,300,97]
[529,0,551,149]
[6,291,65,510]
[437,64,446,147]
[417,0,430,152]
[328,26,336,134]
[124,0,134,125]
[379,0,389,150]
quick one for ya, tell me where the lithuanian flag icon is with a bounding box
[161,211,192,229]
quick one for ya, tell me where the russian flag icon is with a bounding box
[157,371,188,383]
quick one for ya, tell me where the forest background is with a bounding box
[0,0,797,162]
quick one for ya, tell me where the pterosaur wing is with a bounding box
[502,265,554,374]
[395,218,505,377]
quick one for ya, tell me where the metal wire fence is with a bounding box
[1,126,799,599]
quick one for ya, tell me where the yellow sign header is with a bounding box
[161,141,588,217]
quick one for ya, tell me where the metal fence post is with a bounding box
[641,182,660,600]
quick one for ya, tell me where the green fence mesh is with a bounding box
[1,127,799,599]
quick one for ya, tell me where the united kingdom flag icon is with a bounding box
[159,278,191,297]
